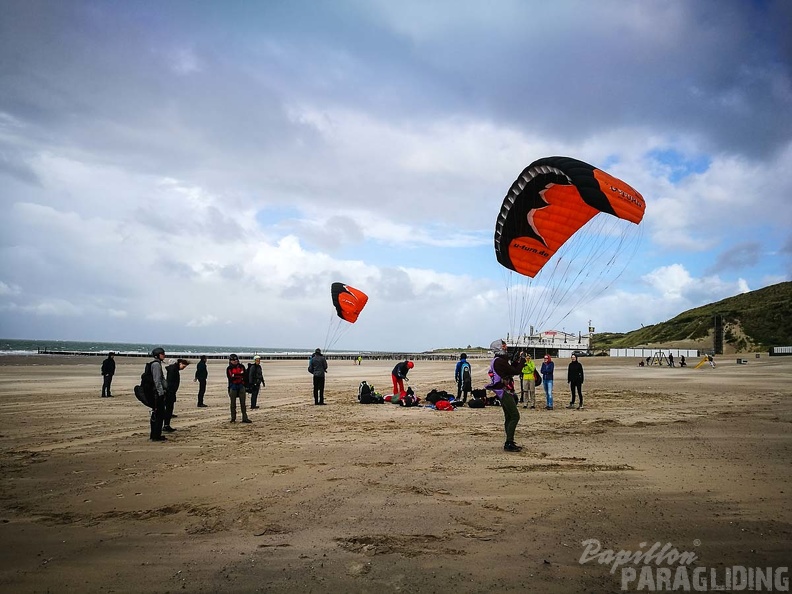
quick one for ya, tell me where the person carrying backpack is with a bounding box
[148,347,168,441]
[454,353,472,404]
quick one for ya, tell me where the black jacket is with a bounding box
[101,357,116,375]
[165,363,181,397]
[567,360,584,384]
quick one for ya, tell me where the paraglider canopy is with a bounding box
[331,282,369,324]
[495,156,645,278]
[493,156,646,335]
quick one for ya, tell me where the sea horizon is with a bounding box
[0,337,371,357]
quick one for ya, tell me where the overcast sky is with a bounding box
[1,0,790,352]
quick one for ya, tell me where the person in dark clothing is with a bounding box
[454,353,472,403]
[149,347,168,441]
[248,355,265,408]
[391,360,413,399]
[100,352,116,397]
[668,352,675,367]
[163,358,189,432]
[194,355,208,407]
[566,354,584,410]
[486,340,525,452]
[308,348,328,405]
[226,354,251,423]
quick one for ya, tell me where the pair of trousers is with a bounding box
[150,394,165,438]
[569,382,583,407]
[543,379,554,408]
[521,377,535,407]
[500,391,520,443]
[391,375,405,397]
[164,393,176,426]
[228,386,248,421]
[456,382,470,402]
[250,384,261,407]
[313,376,325,404]
[102,375,113,397]
[196,379,206,405]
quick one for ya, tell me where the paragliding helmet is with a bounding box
[407,361,414,369]
[490,339,508,356]
[151,347,165,357]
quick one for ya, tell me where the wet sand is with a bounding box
[0,354,790,593]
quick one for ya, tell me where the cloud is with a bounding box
[0,0,789,350]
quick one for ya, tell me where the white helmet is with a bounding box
[490,339,508,356]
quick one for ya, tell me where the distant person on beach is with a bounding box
[226,354,251,423]
[149,347,168,441]
[680,355,686,367]
[668,352,675,367]
[391,360,413,400]
[521,353,536,409]
[566,353,584,410]
[248,355,265,409]
[708,354,716,368]
[163,358,190,432]
[486,339,525,452]
[194,355,208,407]
[357,356,362,366]
[540,354,555,409]
[100,351,115,398]
[454,353,472,404]
[308,348,328,405]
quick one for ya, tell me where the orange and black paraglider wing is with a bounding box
[330,282,369,324]
[494,156,645,277]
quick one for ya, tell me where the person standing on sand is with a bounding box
[308,348,328,405]
[149,347,168,441]
[486,340,525,452]
[521,353,536,409]
[566,354,584,410]
[100,351,116,398]
[194,355,208,407]
[391,360,413,400]
[454,353,472,404]
[163,358,189,432]
[540,354,555,410]
[226,354,251,423]
[248,355,265,409]
[668,352,675,367]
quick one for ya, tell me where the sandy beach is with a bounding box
[0,354,790,593]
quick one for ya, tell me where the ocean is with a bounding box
[0,338,323,357]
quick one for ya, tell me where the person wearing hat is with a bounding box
[248,355,266,409]
[308,348,328,405]
[486,340,525,452]
[540,354,555,410]
[391,360,414,400]
[100,351,116,398]
[226,354,252,423]
[149,347,168,441]
[163,358,190,432]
